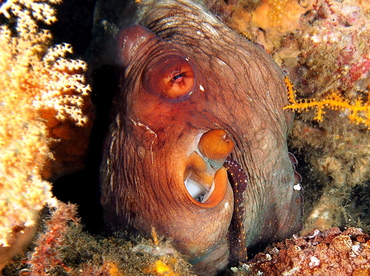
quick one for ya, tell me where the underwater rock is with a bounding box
[211,0,370,234]
[241,227,370,275]
[2,202,195,276]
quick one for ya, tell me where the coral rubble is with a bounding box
[0,0,91,270]
[232,227,370,275]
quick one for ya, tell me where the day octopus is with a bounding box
[99,0,303,275]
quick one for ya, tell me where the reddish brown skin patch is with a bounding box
[100,1,303,275]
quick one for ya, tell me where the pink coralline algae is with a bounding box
[276,0,370,99]
[244,227,370,275]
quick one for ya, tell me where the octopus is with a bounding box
[97,0,303,275]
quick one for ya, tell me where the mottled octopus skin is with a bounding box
[99,0,303,275]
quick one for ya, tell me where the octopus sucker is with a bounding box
[224,156,249,265]
[289,152,303,186]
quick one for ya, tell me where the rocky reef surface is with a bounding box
[209,0,370,235]
[1,0,369,275]
[234,227,370,275]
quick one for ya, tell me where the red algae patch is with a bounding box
[241,227,370,275]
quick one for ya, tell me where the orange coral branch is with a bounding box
[0,0,91,267]
[284,77,370,128]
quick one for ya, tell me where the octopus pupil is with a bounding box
[172,72,184,82]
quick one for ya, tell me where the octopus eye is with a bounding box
[143,55,196,100]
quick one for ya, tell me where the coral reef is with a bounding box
[207,0,310,53]
[231,227,370,275]
[1,0,370,275]
[237,0,308,52]
[25,202,79,275]
[3,202,195,276]
[279,0,370,234]
[284,77,370,128]
[4,203,370,275]
[210,0,370,234]
[0,0,91,270]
